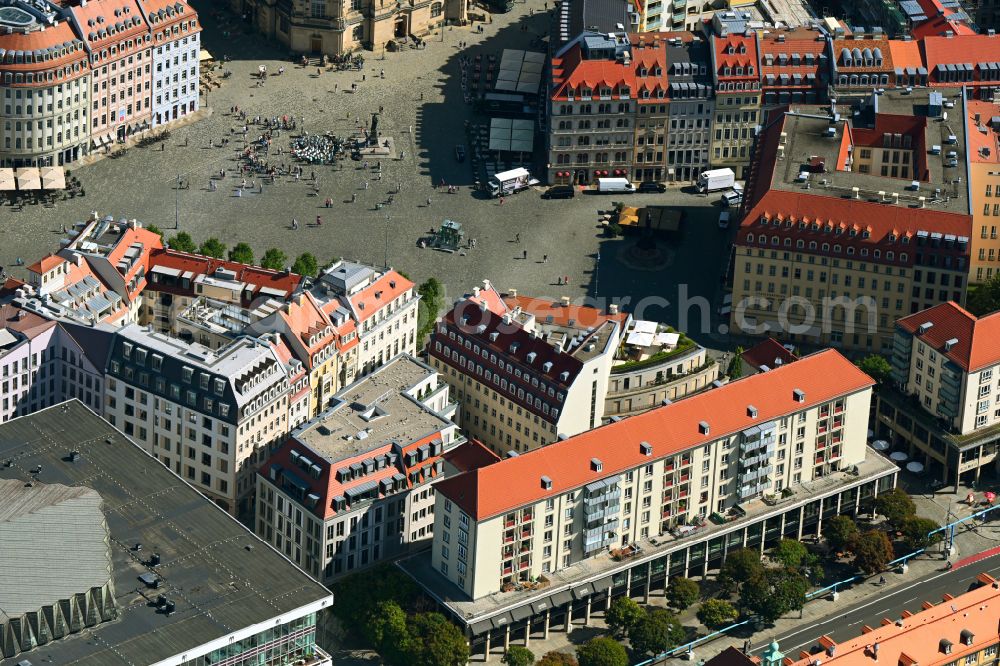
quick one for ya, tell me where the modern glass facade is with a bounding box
[181,613,329,666]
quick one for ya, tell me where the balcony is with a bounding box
[519,560,531,570]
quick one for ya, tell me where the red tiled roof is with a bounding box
[923,34,1000,85]
[147,248,303,300]
[443,439,501,473]
[27,255,66,275]
[435,349,873,520]
[502,294,627,330]
[786,573,1000,666]
[888,39,925,72]
[741,338,798,370]
[759,29,828,90]
[0,21,87,78]
[897,301,1000,372]
[832,38,894,73]
[0,304,56,338]
[279,292,335,360]
[713,34,760,80]
[349,270,413,323]
[911,0,976,38]
[69,0,150,50]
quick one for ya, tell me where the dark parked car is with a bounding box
[454,145,466,162]
[543,185,576,199]
[637,181,666,193]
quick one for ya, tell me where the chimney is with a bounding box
[561,296,571,307]
[472,286,481,298]
[609,303,619,315]
[509,288,517,298]
[483,278,492,291]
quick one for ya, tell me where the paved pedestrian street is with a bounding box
[1,0,728,337]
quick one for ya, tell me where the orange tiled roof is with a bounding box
[887,39,925,72]
[759,29,828,89]
[280,292,335,358]
[435,349,873,520]
[714,34,760,80]
[147,248,303,300]
[0,21,87,75]
[502,294,627,330]
[832,37,894,73]
[27,254,66,275]
[785,573,1000,666]
[897,301,1000,372]
[923,34,1000,85]
[349,270,413,323]
[967,100,1000,165]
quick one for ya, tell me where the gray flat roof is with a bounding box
[0,401,331,666]
[769,88,970,215]
[294,354,452,463]
[400,450,898,627]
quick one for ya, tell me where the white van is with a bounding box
[596,177,636,194]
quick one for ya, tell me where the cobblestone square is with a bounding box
[0,0,726,333]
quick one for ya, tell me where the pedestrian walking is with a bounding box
[352,193,357,203]
[523,249,527,259]
[292,219,299,230]
[380,69,385,78]
[426,197,432,206]
[515,233,520,243]
[564,275,569,285]
[543,254,548,262]
[499,196,505,205]
[316,215,323,226]
[364,181,369,190]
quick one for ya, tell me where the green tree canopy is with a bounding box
[629,608,685,656]
[501,646,535,666]
[292,252,319,277]
[198,237,227,259]
[719,548,764,593]
[363,600,410,663]
[260,248,288,271]
[902,516,942,551]
[167,231,196,253]
[858,354,893,384]
[228,242,254,265]
[825,515,860,552]
[145,224,164,239]
[966,276,1000,316]
[739,569,809,624]
[727,346,744,379]
[666,577,700,610]
[772,539,809,569]
[874,488,917,528]
[605,596,644,637]
[329,564,419,629]
[696,598,739,629]
[416,277,445,346]
[405,612,470,666]
[852,529,895,575]
[576,638,628,666]
[537,652,579,666]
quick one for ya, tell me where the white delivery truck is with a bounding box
[697,168,736,193]
[488,167,538,197]
[595,177,636,193]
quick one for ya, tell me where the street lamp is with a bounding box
[384,213,390,267]
[174,173,180,229]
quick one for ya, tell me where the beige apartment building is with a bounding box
[731,90,973,354]
[709,32,761,177]
[966,98,1000,284]
[256,354,481,581]
[427,282,628,455]
[103,325,303,514]
[877,301,1000,487]
[431,349,872,599]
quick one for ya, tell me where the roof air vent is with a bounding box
[917,321,933,334]
[699,421,710,435]
[793,388,805,402]
[944,338,958,351]
[541,475,552,490]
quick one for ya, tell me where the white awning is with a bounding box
[626,331,655,347]
[632,320,658,334]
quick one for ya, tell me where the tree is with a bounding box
[577,637,628,666]
[606,222,622,238]
[330,564,419,631]
[629,609,685,656]
[198,237,227,259]
[858,354,893,385]
[719,548,763,593]
[852,529,895,575]
[405,612,469,666]
[537,652,579,666]
[967,276,1000,316]
[666,577,700,610]
[260,248,288,271]
[605,596,644,637]
[697,598,739,629]
[417,277,445,346]
[228,243,255,265]
[902,516,942,551]
[874,488,917,528]
[364,600,410,663]
[772,539,809,569]
[825,515,860,553]
[739,569,809,624]
[727,347,744,379]
[292,252,319,277]
[145,224,164,239]
[167,231,196,253]
[501,646,535,666]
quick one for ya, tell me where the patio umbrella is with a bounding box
[39,166,65,190]
[0,168,15,191]
[890,451,908,462]
[15,167,41,190]
[871,439,890,451]
[906,461,924,473]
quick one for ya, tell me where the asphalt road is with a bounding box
[748,553,1000,657]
